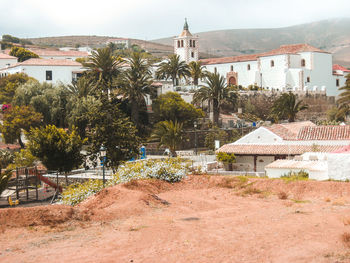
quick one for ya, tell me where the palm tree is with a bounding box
[151,120,183,157]
[188,61,207,86]
[155,54,190,86]
[270,92,308,122]
[336,74,350,120]
[118,52,153,127]
[66,77,95,99]
[193,72,232,126]
[83,47,122,94]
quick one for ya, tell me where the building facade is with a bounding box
[0,58,84,84]
[201,44,347,97]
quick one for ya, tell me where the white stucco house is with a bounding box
[217,121,350,172]
[265,149,350,181]
[0,53,18,70]
[0,58,84,84]
[106,38,130,49]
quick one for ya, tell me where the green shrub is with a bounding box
[62,158,190,206]
[216,152,236,164]
[281,170,309,182]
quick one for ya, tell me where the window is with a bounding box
[270,60,274,67]
[247,64,251,71]
[181,40,184,47]
[46,70,52,81]
[191,52,194,58]
[193,40,196,47]
[301,59,306,67]
[177,40,180,48]
[230,65,233,71]
[336,79,340,87]
[190,40,192,47]
[306,77,310,83]
[214,67,217,73]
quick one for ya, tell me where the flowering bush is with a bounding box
[62,158,190,206]
[62,179,103,206]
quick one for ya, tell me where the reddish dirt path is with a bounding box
[1,176,350,263]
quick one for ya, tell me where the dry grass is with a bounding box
[342,232,350,248]
[278,191,288,200]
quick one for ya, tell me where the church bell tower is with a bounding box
[174,19,199,64]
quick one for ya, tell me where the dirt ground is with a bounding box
[1,175,350,263]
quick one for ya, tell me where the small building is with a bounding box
[217,121,350,172]
[106,38,130,49]
[0,58,84,84]
[265,150,350,181]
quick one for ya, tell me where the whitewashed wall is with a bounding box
[233,127,283,145]
[1,65,83,84]
[0,58,17,69]
[327,154,350,180]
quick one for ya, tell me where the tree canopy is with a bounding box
[9,46,39,62]
[155,54,190,85]
[0,73,36,104]
[27,125,84,173]
[152,92,204,127]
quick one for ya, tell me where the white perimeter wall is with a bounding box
[327,154,350,180]
[0,58,17,69]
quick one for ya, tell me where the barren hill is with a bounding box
[26,35,173,58]
[153,18,350,67]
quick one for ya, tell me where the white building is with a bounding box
[174,19,199,64]
[217,121,350,172]
[265,150,350,181]
[106,38,130,49]
[0,53,17,69]
[201,44,347,96]
[28,49,89,60]
[0,58,84,84]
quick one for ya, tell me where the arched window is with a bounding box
[177,40,180,48]
[193,40,196,47]
[307,77,310,83]
[189,40,192,47]
[230,65,233,71]
[191,52,194,58]
[301,59,306,67]
[181,40,184,47]
[270,60,274,67]
[247,64,251,71]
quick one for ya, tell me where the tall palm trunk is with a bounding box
[131,101,139,127]
[213,99,220,126]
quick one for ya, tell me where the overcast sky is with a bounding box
[0,0,349,40]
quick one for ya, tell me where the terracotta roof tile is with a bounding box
[332,145,350,153]
[0,53,17,59]
[297,125,350,140]
[333,64,350,73]
[217,144,343,155]
[29,49,89,57]
[6,58,82,68]
[0,143,21,150]
[266,121,315,140]
[201,44,328,65]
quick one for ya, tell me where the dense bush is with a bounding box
[281,170,309,181]
[62,158,190,206]
[62,179,103,206]
[216,152,236,164]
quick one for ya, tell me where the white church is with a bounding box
[172,20,348,97]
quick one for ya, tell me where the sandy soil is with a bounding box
[1,175,350,263]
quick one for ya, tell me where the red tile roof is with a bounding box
[0,143,21,150]
[298,125,350,141]
[333,64,350,73]
[332,145,350,153]
[266,121,316,140]
[201,44,328,65]
[0,53,17,59]
[217,144,343,155]
[29,49,89,57]
[6,58,82,68]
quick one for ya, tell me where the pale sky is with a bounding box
[0,0,349,40]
